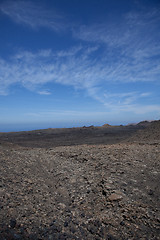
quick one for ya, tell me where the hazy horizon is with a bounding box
[0,118,158,132]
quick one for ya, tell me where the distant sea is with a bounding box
[0,123,66,132]
[0,120,139,132]
[0,122,103,132]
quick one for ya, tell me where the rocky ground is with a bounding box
[0,121,160,239]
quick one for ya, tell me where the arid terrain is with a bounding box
[0,121,160,239]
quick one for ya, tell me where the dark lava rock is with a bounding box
[10,219,17,228]
[64,221,68,227]
[106,234,118,240]
[28,233,39,240]
[148,189,154,195]
[120,221,125,226]
[13,233,23,239]
[88,223,98,234]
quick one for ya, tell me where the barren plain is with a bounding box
[0,121,160,239]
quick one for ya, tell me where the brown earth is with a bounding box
[0,121,160,239]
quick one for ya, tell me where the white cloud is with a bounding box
[56,46,83,57]
[73,7,160,84]
[0,45,159,115]
[37,90,51,95]
[103,91,151,105]
[0,1,159,122]
[0,46,106,95]
[0,4,160,116]
[74,7,160,47]
[87,89,159,114]
[0,0,65,31]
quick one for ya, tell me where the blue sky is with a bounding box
[0,0,160,131]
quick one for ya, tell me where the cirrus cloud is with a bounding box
[0,0,66,31]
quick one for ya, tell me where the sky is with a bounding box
[0,0,160,131]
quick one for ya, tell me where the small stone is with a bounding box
[120,221,125,226]
[64,221,68,227]
[102,189,107,196]
[13,233,22,239]
[58,203,66,209]
[104,183,112,189]
[70,226,76,233]
[48,235,54,240]
[87,224,97,234]
[29,233,38,240]
[27,179,33,184]
[10,218,16,228]
[107,234,117,240]
[6,193,11,198]
[108,193,123,201]
[148,189,154,195]
[81,213,85,218]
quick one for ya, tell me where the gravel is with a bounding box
[0,122,160,239]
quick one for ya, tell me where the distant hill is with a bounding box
[102,123,111,127]
[129,120,160,142]
[127,120,152,128]
[136,120,153,128]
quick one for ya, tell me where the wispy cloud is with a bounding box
[0,0,65,31]
[86,88,160,115]
[73,7,160,83]
[0,46,96,96]
[0,43,160,115]
[103,91,151,105]
[108,103,160,115]
[0,4,160,116]
[37,90,51,95]
[74,7,160,47]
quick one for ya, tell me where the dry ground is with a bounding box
[0,122,160,239]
